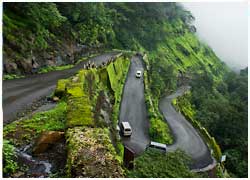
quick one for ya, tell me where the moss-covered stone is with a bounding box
[66,127,124,178]
[54,79,70,98]
[52,55,130,176]
[66,83,85,98]
[66,97,94,128]
[4,102,67,147]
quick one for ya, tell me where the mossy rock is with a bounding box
[66,97,94,128]
[3,102,67,147]
[66,127,124,178]
[54,79,70,98]
[66,83,85,98]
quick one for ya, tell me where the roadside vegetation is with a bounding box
[4,102,67,147]
[38,64,73,74]
[55,55,130,177]
[3,55,130,177]
[127,149,200,178]
[143,57,173,144]
[3,140,18,175]
[190,68,247,177]
[172,68,247,177]
[3,73,24,80]
[3,101,67,177]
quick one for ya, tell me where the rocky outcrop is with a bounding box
[33,131,65,154]
[3,41,101,75]
[66,127,124,178]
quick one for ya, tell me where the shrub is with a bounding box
[149,118,172,144]
[4,102,67,146]
[3,140,18,175]
[127,149,198,178]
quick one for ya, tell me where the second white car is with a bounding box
[136,70,142,78]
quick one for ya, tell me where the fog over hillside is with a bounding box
[182,2,248,72]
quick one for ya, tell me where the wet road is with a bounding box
[3,52,118,125]
[159,86,214,169]
[119,56,150,155]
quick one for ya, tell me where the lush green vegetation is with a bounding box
[3,73,24,80]
[38,64,74,74]
[3,140,18,175]
[189,68,248,177]
[54,56,130,177]
[173,92,222,165]
[143,57,173,144]
[3,2,247,177]
[3,102,67,177]
[174,68,247,177]
[127,149,200,178]
[3,102,67,147]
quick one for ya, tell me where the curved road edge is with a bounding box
[159,86,216,171]
[3,52,121,125]
[119,55,150,156]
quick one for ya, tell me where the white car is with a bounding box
[120,122,132,137]
[136,70,142,78]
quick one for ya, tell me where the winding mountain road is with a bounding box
[119,56,214,170]
[119,55,150,155]
[159,86,215,170]
[3,52,118,125]
[3,52,214,171]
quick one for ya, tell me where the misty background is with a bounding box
[182,2,248,72]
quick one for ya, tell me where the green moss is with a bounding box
[66,97,94,128]
[107,57,130,125]
[65,127,124,177]
[66,83,85,98]
[4,102,67,146]
[54,55,130,167]
[54,79,70,98]
[211,137,222,161]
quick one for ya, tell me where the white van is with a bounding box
[147,141,167,152]
[120,122,132,137]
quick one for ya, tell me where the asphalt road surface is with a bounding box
[4,51,214,170]
[119,56,150,156]
[3,52,118,125]
[159,86,214,169]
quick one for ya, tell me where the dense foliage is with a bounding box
[189,68,248,177]
[3,140,18,175]
[127,149,199,178]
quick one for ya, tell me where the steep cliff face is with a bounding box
[3,3,101,75]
